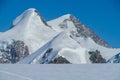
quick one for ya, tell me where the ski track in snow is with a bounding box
[0,70,33,80]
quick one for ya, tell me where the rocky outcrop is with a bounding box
[0,40,29,63]
[50,56,70,64]
[107,53,120,63]
[34,9,51,28]
[70,15,111,48]
[89,50,106,63]
[58,14,111,48]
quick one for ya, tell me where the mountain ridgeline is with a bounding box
[53,14,111,48]
[0,8,119,64]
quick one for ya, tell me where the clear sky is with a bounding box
[0,0,120,48]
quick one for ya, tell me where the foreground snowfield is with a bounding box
[0,64,119,80]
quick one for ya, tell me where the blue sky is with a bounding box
[0,0,120,47]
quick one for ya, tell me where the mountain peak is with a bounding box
[61,14,72,18]
[0,8,120,64]
[26,8,36,11]
[48,13,111,48]
[58,14,74,21]
[12,8,48,28]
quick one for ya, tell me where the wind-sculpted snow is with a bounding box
[17,32,63,64]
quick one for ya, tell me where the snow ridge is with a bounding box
[17,32,63,64]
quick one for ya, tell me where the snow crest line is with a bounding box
[17,32,64,64]
[0,70,33,80]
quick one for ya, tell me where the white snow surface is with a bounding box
[47,14,77,35]
[58,48,91,64]
[18,32,90,64]
[0,64,120,80]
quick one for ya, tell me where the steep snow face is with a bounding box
[58,48,91,64]
[48,33,91,64]
[0,8,57,54]
[20,30,120,64]
[50,32,80,50]
[74,37,120,61]
[47,14,111,48]
[47,14,75,34]
[47,14,120,62]
[24,32,120,64]
[13,8,48,27]
[18,32,84,64]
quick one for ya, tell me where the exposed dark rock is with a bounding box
[39,48,54,64]
[0,40,29,63]
[45,48,53,53]
[34,10,51,28]
[70,15,111,48]
[58,14,111,48]
[107,53,120,63]
[42,48,53,59]
[89,50,106,63]
[50,56,70,64]
[9,25,14,29]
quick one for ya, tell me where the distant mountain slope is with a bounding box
[47,14,111,48]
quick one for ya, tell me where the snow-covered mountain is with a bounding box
[0,8,120,64]
[47,14,111,48]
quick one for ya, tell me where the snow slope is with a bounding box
[0,70,32,80]
[47,14,76,36]
[17,27,119,64]
[18,32,90,64]
[0,8,57,54]
[0,64,120,80]
[47,14,111,48]
[17,32,64,64]
[58,48,90,64]
[47,14,120,62]
[75,37,120,61]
